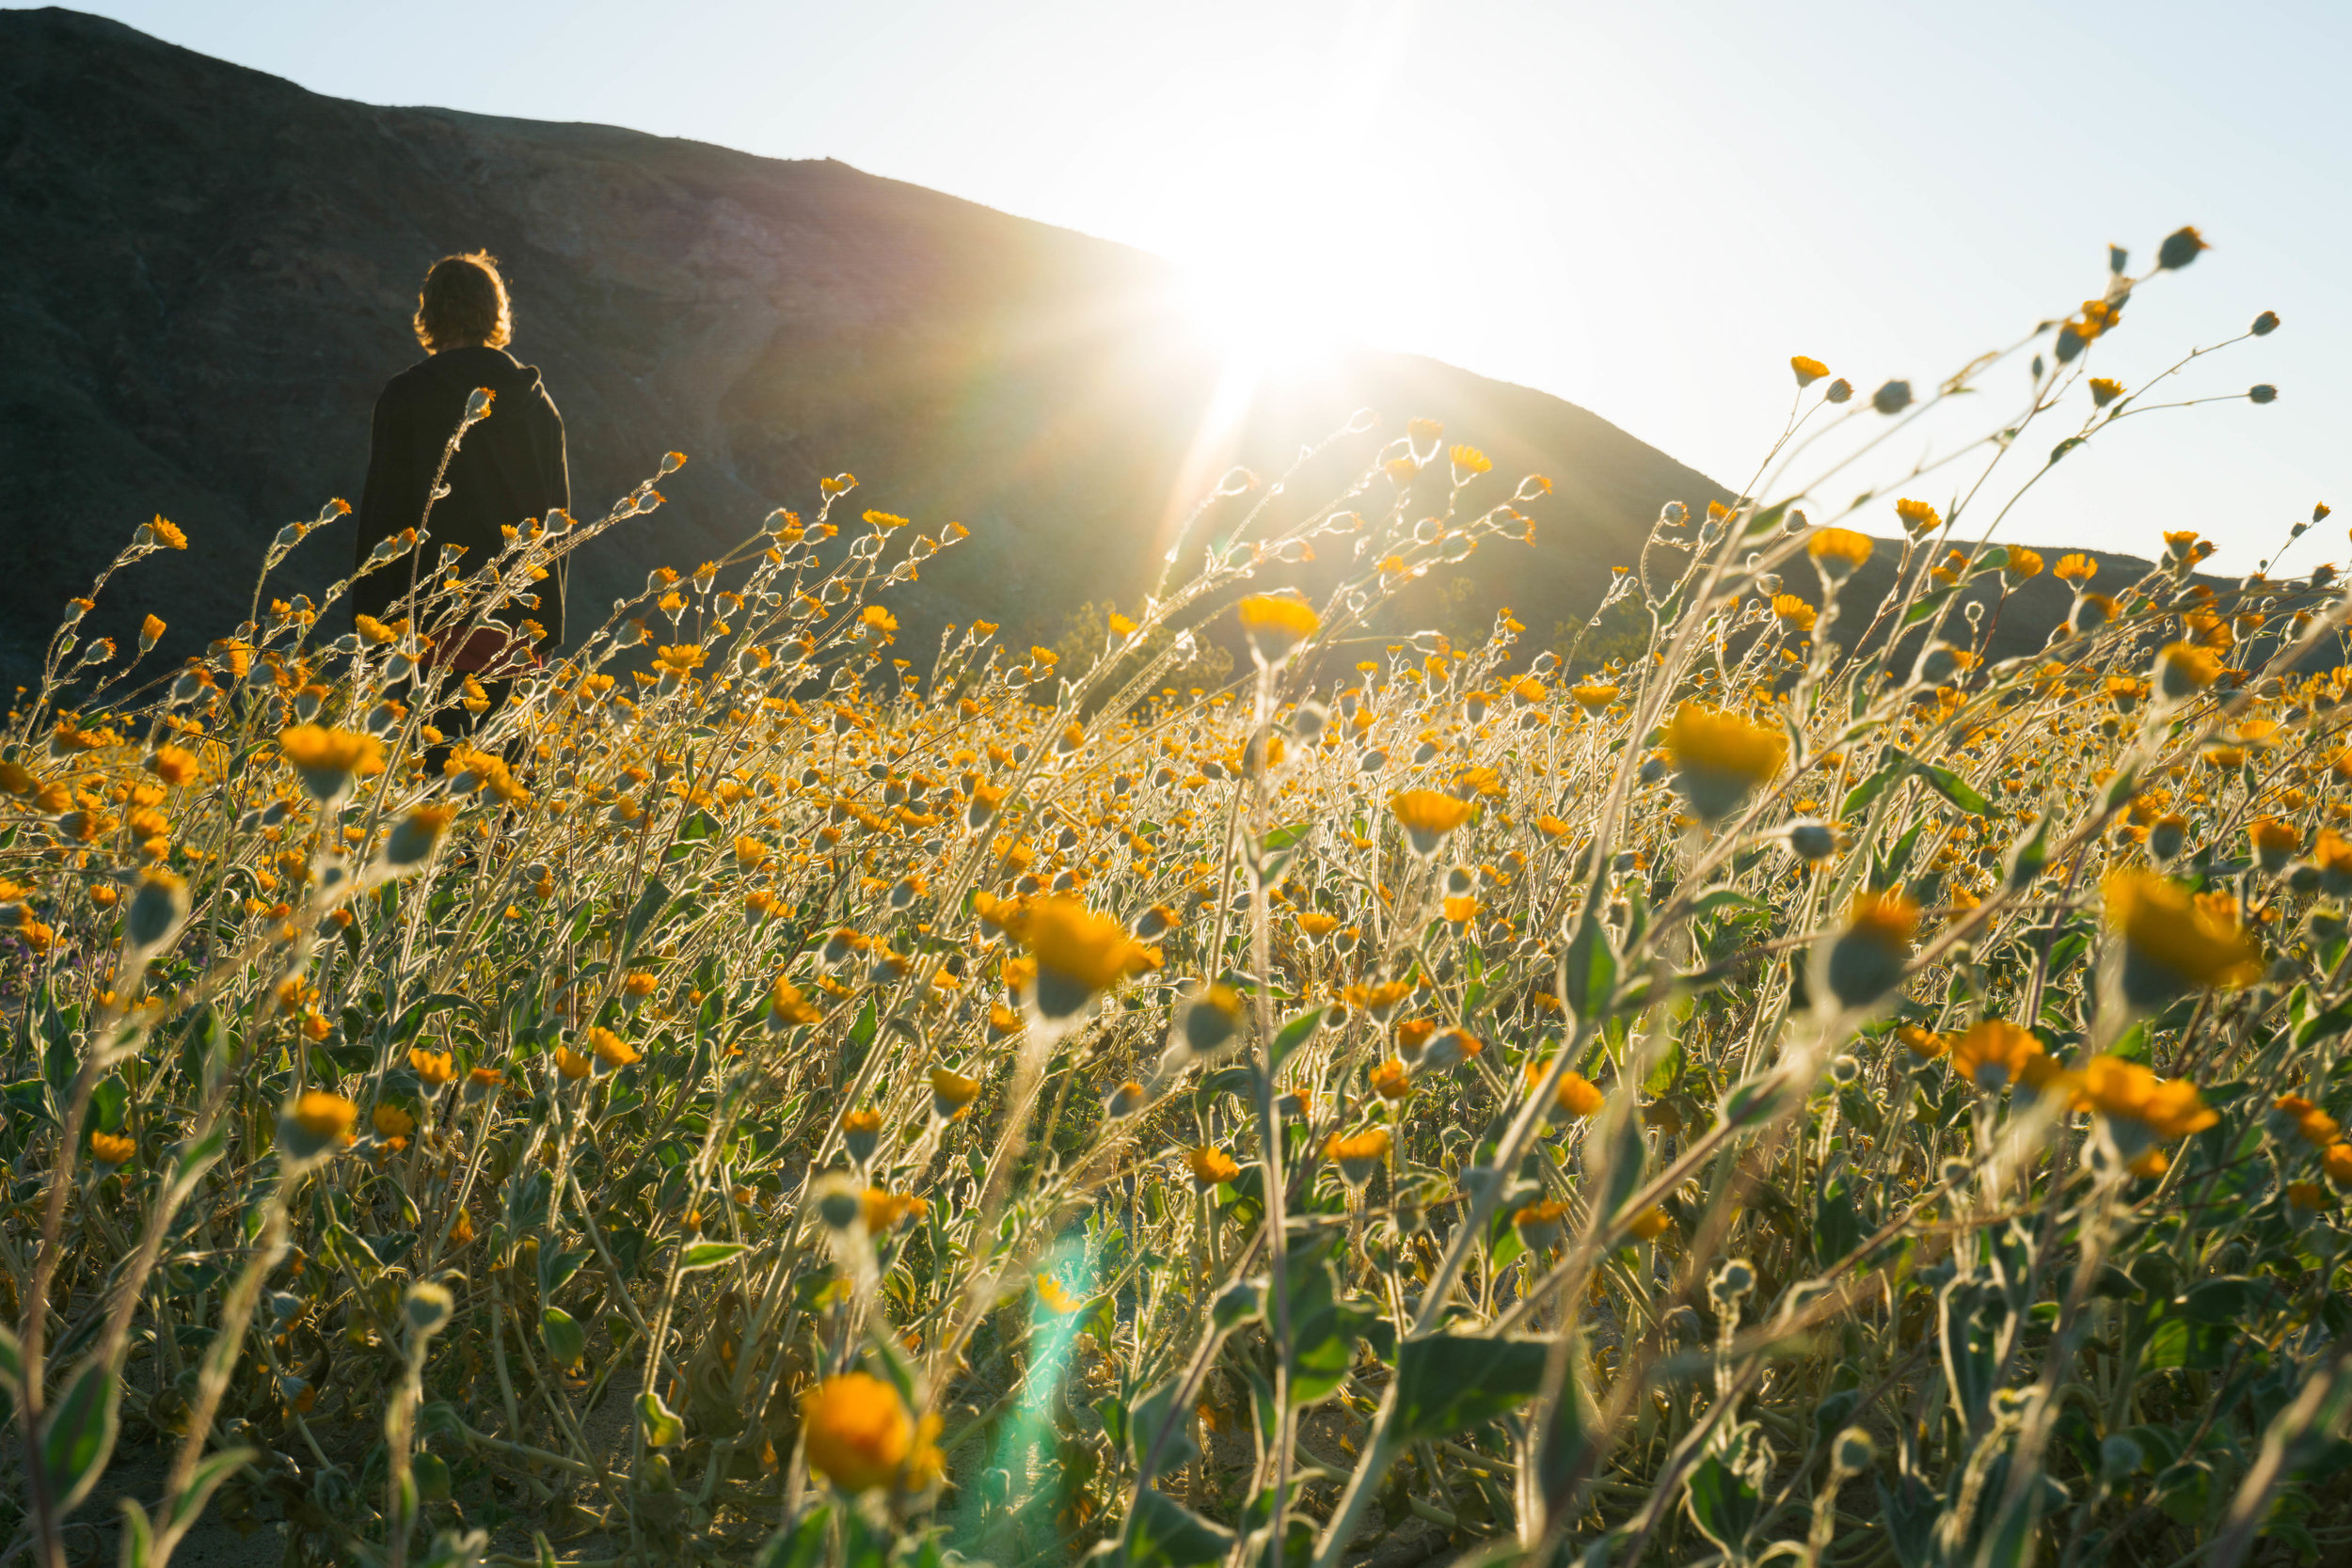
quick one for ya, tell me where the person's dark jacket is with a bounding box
[353,345,570,650]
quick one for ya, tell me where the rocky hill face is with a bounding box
[0,8,2143,699]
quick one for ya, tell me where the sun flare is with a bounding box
[1174,253,1350,375]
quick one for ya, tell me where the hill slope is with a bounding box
[0,8,2138,694]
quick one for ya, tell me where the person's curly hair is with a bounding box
[412,251,513,351]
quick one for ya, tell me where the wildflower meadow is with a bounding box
[6,227,2350,1568]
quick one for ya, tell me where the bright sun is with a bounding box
[1174,252,1352,376]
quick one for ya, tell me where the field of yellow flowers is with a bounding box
[6,227,2349,1568]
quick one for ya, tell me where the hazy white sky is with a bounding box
[47,0,2348,570]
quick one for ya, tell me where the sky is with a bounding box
[45,0,2349,572]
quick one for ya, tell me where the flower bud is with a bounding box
[125,867,188,953]
[388,803,458,868]
[404,1281,454,1339]
[815,1173,864,1231]
[1180,982,1244,1055]
[1788,820,1838,863]
[1817,891,1918,1012]
[2156,226,2209,271]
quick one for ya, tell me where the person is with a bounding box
[353,251,569,762]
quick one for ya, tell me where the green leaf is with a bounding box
[412,1451,453,1506]
[167,1446,256,1534]
[1685,1444,1763,1551]
[390,991,478,1044]
[1814,1171,1866,1266]
[2143,1317,2231,1372]
[39,1356,120,1516]
[1879,1473,1940,1568]
[1261,822,1312,852]
[1904,755,1992,816]
[1557,907,1616,1022]
[3,1078,55,1135]
[1393,1334,1549,1444]
[1720,1072,1793,1130]
[2295,1002,2352,1051]
[2006,815,2051,891]
[1877,819,1927,887]
[162,1258,225,1297]
[1279,1238,1383,1406]
[1267,1006,1325,1074]
[1853,749,1992,820]
[637,1390,684,1449]
[170,1125,230,1188]
[1127,1487,1235,1567]
[118,1498,154,1568]
[1532,1347,1598,1507]
[90,1075,128,1134]
[1212,1279,1263,1334]
[2154,1460,2213,1526]
[1642,1032,1686,1097]
[621,875,673,958]
[536,1243,591,1297]
[677,1242,752,1273]
[539,1307,585,1369]
[1194,1065,1256,1108]
[1840,765,1901,818]
[1900,583,1958,629]
[1689,888,1768,923]
[1813,1387,1863,1448]
[752,1505,832,1568]
[1093,1392,1131,1455]
[1125,1375,1200,1481]
[2106,1021,2151,1065]
[1238,1360,1278,1449]
[2176,1277,2268,1325]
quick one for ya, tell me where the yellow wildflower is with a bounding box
[1185,1146,1242,1188]
[2105,870,2262,1006]
[1894,498,1943,535]
[1391,789,1473,856]
[803,1373,929,1494]
[1807,528,1873,580]
[1236,594,1320,663]
[1326,1129,1391,1185]
[1661,703,1786,823]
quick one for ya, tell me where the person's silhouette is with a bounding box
[353,251,568,767]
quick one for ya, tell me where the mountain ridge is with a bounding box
[0,7,2147,697]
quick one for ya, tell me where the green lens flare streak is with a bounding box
[974,1241,1092,1536]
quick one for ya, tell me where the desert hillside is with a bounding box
[0,8,2149,692]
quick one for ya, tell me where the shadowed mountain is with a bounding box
[0,8,2150,700]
